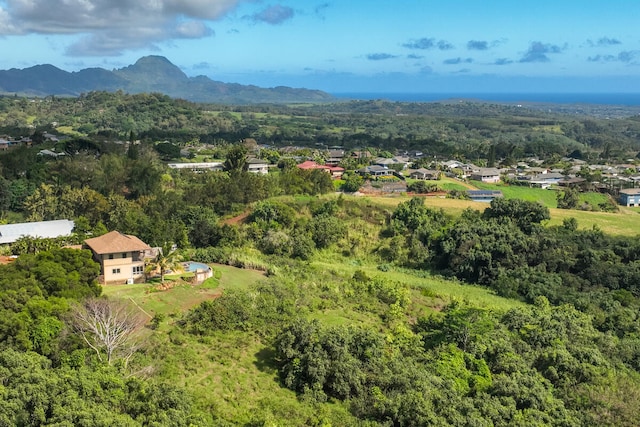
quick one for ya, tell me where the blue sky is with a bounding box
[1,0,639,94]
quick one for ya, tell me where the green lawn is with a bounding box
[472,181,610,209]
[473,182,560,206]
[547,207,640,234]
[102,263,265,317]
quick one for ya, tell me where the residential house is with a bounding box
[296,160,344,179]
[357,165,393,177]
[351,150,372,160]
[374,156,411,170]
[470,168,501,183]
[327,166,346,179]
[325,150,345,166]
[442,160,463,170]
[37,149,65,158]
[619,188,640,206]
[0,219,75,245]
[297,160,327,170]
[43,132,59,143]
[529,172,564,188]
[167,162,223,172]
[84,231,152,284]
[558,177,587,188]
[409,168,440,180]
[246,158,269,174]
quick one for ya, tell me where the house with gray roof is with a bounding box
[470,168,501,183]
[619,188,640,207]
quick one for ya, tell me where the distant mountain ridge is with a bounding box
[0,56,335,104]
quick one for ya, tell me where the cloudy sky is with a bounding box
[1,0,639,94]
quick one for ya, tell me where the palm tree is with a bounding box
[145,243,182,283]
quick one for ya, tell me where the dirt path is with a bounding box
[129,297,153,319]
[223,210,250,226]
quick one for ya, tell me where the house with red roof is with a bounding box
[296,160,344,179]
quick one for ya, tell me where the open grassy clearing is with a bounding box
[312,255,524,312]
[547,207,640,234]
[332,190,639,236]
[102,263,266,317]
[473,181,610,208]
[142,330,355,425]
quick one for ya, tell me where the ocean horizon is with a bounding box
[332,92,640,106]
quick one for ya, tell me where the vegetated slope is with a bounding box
[4,90,640,160]
[102,195,640,425]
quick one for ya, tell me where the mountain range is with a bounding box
[0,56,335,104]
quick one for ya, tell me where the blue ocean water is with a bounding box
[332,92,640,106]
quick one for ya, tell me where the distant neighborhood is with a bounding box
[3,131,640,208]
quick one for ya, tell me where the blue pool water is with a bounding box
[187,262,210,272]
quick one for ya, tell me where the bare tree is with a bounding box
[72,298,145,366]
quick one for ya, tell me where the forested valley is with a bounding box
[0,92,639,425]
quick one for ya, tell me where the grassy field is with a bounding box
[472,181,610,208]
[312,255,524,312]
[337,188,639,235]
[102,263,266,318]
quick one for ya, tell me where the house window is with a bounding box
[112,268,121,274]
[132,266,144,275]
[108,254,114,260]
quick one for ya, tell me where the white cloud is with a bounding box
[174,21,214,38]
[0,0,247,55]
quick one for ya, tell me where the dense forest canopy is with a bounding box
[1,92,640,162]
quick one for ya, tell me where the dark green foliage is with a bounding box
[223,145,248,172]
[280,168,334,195]
[407,180,440,193]
[154,141,181,159]
[181,207,239,248]
[274,303,611,426]
[0,348,207,426]
[1,248,101,299]
[0,249,100,355]
[181,290,253,333]
[557,187,580,209]
[341,173,364,192]
[275,319,384,402]
[483,197,550,233]
[434,217,532,284]
[180,281,298,337]
[307,214,347,249]
[391,197,449,233]
[249,200,297,230]
[290,230,315,260]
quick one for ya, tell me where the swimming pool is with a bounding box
[186,261,211,272]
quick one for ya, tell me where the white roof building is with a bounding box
[0,219,75,245]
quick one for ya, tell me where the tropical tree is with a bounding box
[145,243,183,283]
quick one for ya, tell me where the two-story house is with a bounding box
[84,231,152,284]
